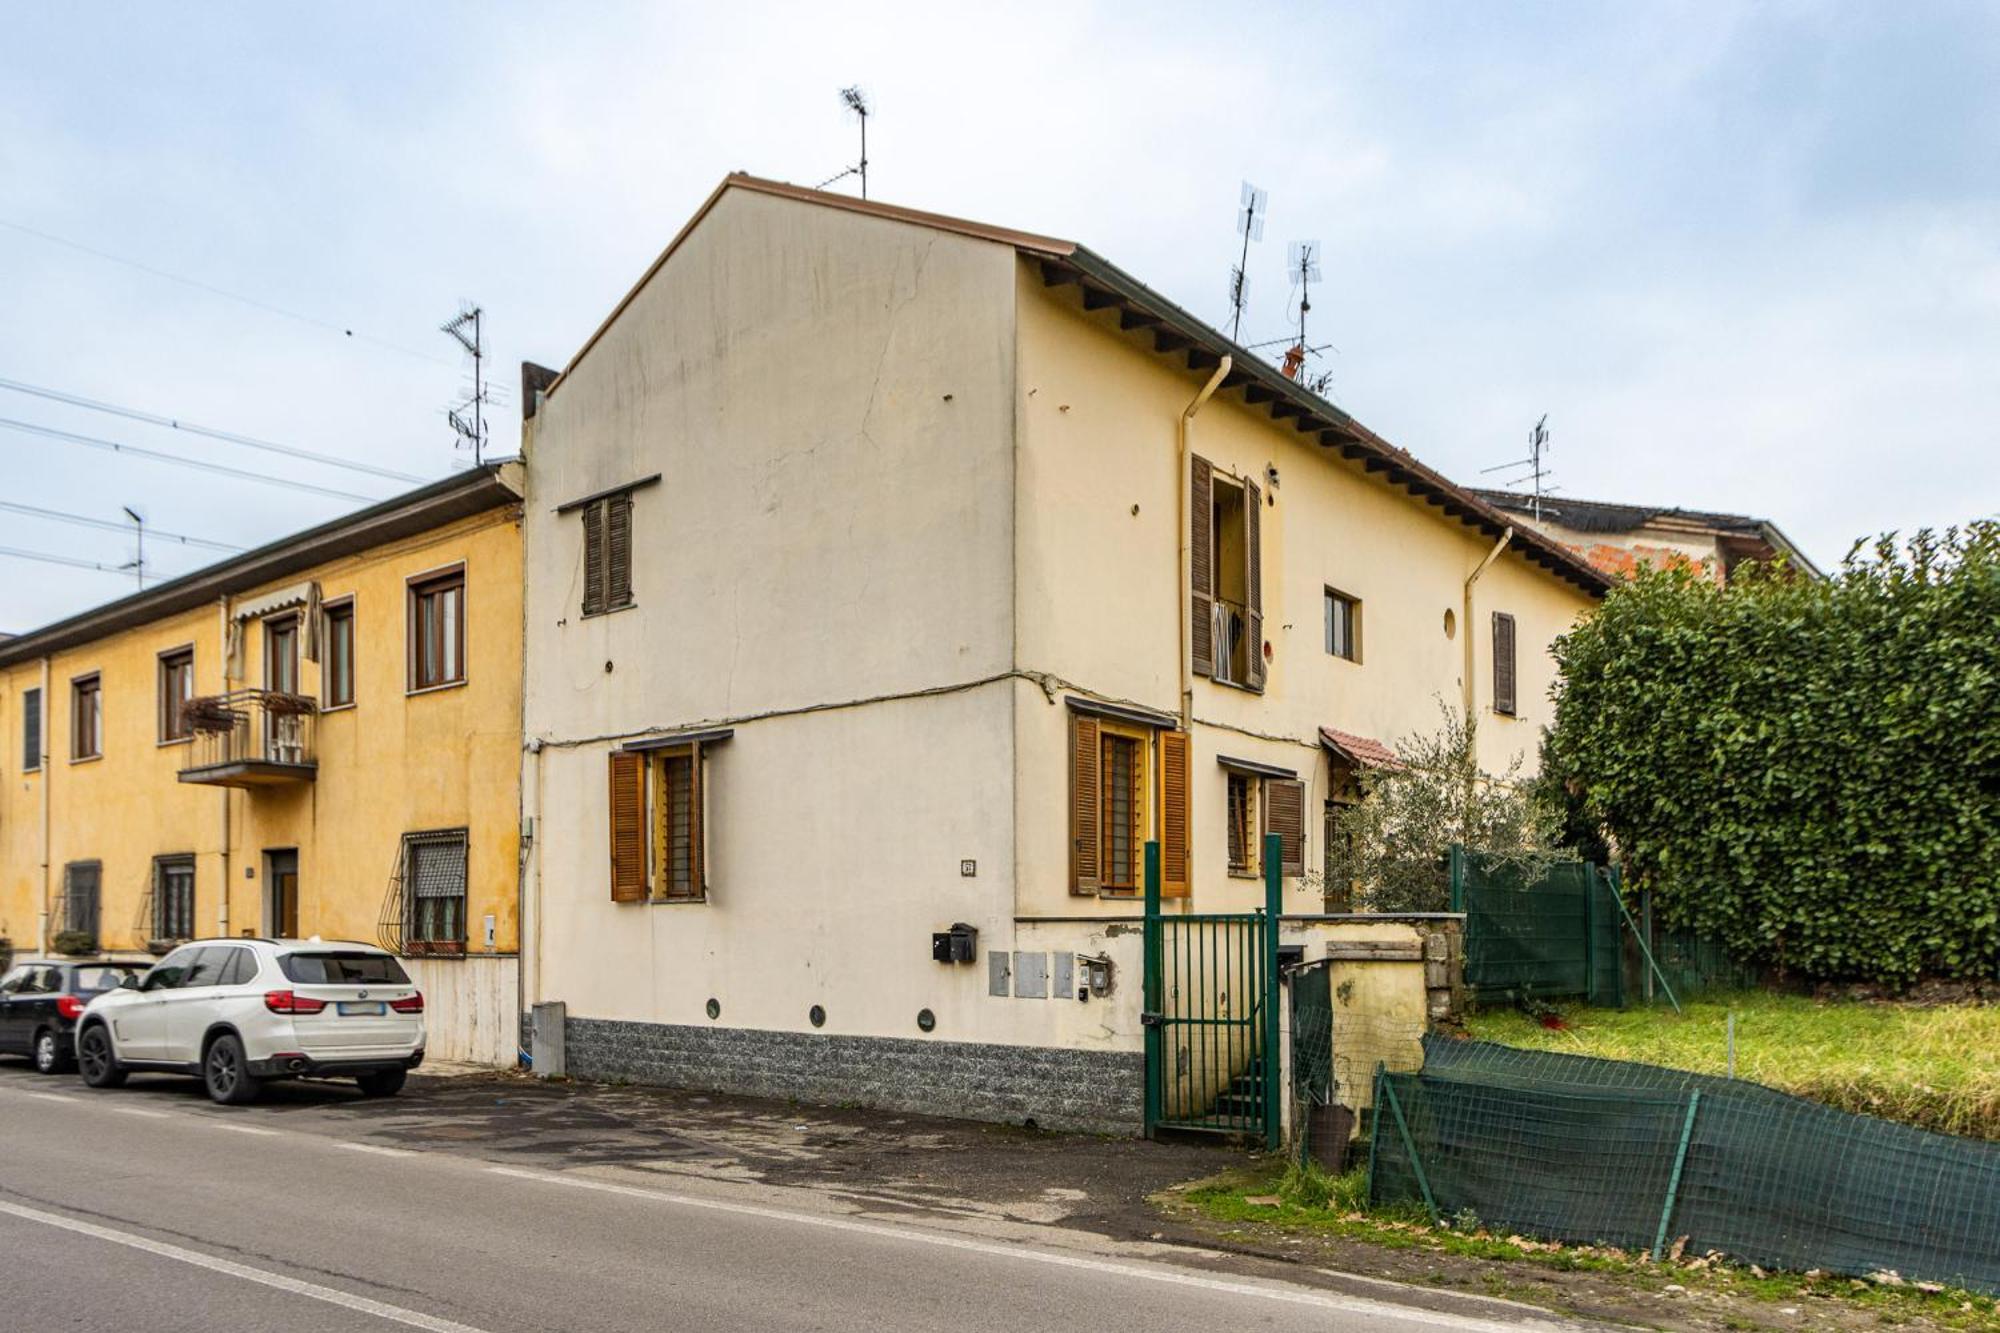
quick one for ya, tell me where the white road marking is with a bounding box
[485,1167,1579,1333]
[0,1198,494,1332]
[111,1107,169,1119]
[208,1122,277,1135]
[336,1142,414,1157]
[26,1093,75,1104]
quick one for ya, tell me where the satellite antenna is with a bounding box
[1282,240,1322,382]
[818,87,872,198]
[119,505,145,590]
[1479,414,1555,520]
[1229,181,1266,342]
[441,303,488,465]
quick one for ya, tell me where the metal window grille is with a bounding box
[403,831,467,950]
[155,858,195,941]
[62,863,100,938]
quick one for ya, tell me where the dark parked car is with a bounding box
[0,960,146,1074]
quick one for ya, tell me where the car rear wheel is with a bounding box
[203,1034,261,1105]
[77,1025,126,1088]
[356,1068,407,1098]
[33,1028,67,1075]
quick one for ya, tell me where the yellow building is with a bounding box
[0,463,524,1064]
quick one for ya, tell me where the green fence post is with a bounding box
[1448,843,1465,913]
[1379,1073,1441,1227]
[1143,840,1162,1139]
[1653,1090,1702,1260]
[1365,1061,1385,1204]
[1584,864,1599,1004]
[1262,831,1283,1152]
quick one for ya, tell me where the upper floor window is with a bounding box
[21,686,41,772]
[322,600,355,708]
[408,568,465,692]
[159,647,195,742]
[1189,457,1264,691]
[1491,611,1518,716]
[1324,588,1361,662]
[581,493,635,616]
[71,674,101,761]
[264,614,300,696]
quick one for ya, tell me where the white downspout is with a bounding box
[216,594,232,938]
[1462,527,1514,720]
[1178,356,1232,733]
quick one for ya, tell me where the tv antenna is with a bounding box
[119,505,145,590]
[1480,414,1556,520]
[1228,181,1266,342]
[1281,240,1323,384]
[817,87,872,198]
[441,303,489,465]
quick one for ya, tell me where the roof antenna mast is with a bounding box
[119,505,145,590]
[818,87,872,197]
[1479,414,1556,520]
[1281,240,1323,386]
[1228,181,1266,343]
[441,303,488,466]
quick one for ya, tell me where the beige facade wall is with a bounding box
[1011,270,1599,922]
[0,506,523,993]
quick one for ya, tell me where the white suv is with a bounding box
[75,938,425,1104]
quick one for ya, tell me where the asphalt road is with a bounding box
[0,1064,1586,1332]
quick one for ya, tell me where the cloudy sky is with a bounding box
[3,2,1996,630]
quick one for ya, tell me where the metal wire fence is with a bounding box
[1371,1037,2000,1294]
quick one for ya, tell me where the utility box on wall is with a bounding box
[531,1000,566,1078]
[932,922,979,964]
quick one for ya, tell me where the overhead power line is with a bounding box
[0,376,429,484]
[0,499,242,553]
[0,416,380,503]
[0,543,139,576]
[0,216,456,367]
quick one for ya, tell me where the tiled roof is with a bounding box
[1320,727,1401,770]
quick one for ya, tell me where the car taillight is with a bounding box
[263,990,328,1015]
[389,992,424,1014]
[56,995,85,1021]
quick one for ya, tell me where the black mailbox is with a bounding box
[931,922,978,964]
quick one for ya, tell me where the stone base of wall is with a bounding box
[560,1016,1144,1135]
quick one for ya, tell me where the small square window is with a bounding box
[1324,588,1361,662]
[409,570,465,691]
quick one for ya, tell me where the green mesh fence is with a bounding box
[1650,920,1761,999]
[1368,1037,2000,1295]
[1452,849,1622,1005]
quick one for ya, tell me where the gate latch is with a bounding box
[1139,1011,1164,1028]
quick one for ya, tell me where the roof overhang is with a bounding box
[1320,727,1402,771]
[0,462,523,669]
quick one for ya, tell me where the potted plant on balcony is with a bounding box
[52,930,98,957]
[184,695,242,733]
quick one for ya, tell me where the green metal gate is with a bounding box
[1143,835,1281,1148]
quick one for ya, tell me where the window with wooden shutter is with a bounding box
[652,743,704,900]
[1243,477,1266,691]
[607,751,647,902]
[71,674,101,761]
[1189,455,1214,679]
[1492,611,1518,716]
[1226,771,1256,874]
[1263,778,1306,877]
[22,686,41,772]
[1069,715,1102,895]
[1158,729,1191,898]
[581,493,636,617]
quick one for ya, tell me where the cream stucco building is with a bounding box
[517,177,1611,1131]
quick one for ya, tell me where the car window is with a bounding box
[69,965,141,994]
[0,966,24,995]
[143,948,200,991]
[182,947,231,988]
[22,967,61,996]
[278,952,410,985]
[221,949,258,987]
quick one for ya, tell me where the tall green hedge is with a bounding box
[1544,525,2000,985]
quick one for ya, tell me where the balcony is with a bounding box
[177,689,318,788]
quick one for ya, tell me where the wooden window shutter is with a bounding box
[1158,729,1191,898]
[605,494,633,610]
[1189,455,1214,678]
[607,751,646,902]
[1263,778,1305,877]
[688,740,704,896]
[1069,715,1102,895]
[581,502,607,617]
[1243,477,1266,691]
[1492,611,1518,716]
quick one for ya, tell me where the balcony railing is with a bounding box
[177,689,318,788]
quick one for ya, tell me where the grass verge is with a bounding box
[1463,992,2000,1140]
[1174,1159,2000,1329]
